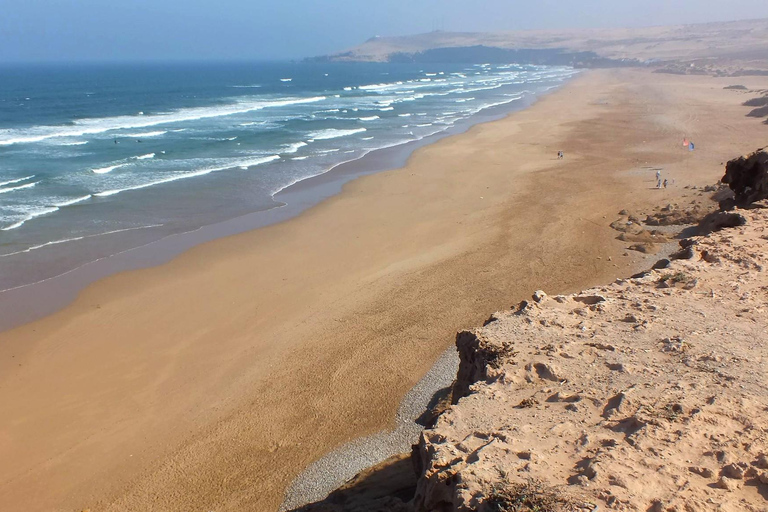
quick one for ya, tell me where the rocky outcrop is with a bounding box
[412,209,768,512]
[721,149,768,209]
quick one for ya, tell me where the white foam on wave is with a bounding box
[120,130,167,138]
[358,81,404,91]
[232,85,262,88]
[282,141,308,154]
[92,163,128,174]
[292,156,309,161]
[361,136,374,141]
[95,155,280,198]
[308,128,367,141]
[54,195,92,207]
[0,181,39,194]
[1,193,92,231]
[0,223,164,258]
[0,96,326,146]
[1,206,59,231]
[0,175,35,187]
[133,153,155,160]
[58,141,89,146]
[398,113,412,117]
[379,107,394,111]
[280,78,293,82]
[468,96,524,115]
[359,116,380,122]
[462,84,504,94]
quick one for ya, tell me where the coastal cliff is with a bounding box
[412,206,768,511]
[292,153,768,511]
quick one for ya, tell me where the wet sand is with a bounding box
[1,69,766,511]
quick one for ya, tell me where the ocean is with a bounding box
[0,61,577,293]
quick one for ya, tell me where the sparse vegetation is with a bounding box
[659,271,691,284]
[485,480,573,512]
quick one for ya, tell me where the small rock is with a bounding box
[683,278,699,290]
[715,451,731,464]
[517,450,533,460]
[608,474,629,488]
[717,476,742,491]
[689,466,714,478]
[721,463,744,480]
[526,362,564,382]
[756,453,768,469]
[759,471,768,485]
[532,290,547,303]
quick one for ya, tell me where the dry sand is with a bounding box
[1,69,767,511]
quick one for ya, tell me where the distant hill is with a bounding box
[312,18,768,70]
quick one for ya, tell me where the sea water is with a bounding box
[0,61,577,291]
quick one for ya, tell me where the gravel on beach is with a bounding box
[279,348,459,510]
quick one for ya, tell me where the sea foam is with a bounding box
[0,175,35,187]
[1,206,59,231]
[95,155,280,198]
[0,96,326,146]
[282,141,308,154]
[0,182,39,194]
[308,128,367,141]
[92,163,128,174]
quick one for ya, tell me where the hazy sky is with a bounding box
[2,0,768,62]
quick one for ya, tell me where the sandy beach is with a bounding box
[1,68,766,511]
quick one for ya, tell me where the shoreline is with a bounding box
[0,87,546,332]
[2,69,766,512]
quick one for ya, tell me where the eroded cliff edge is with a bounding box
[412,205,768,511]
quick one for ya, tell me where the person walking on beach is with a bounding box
[557,151,564,160]
[663,179,668,189]
[656,169,661,182]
